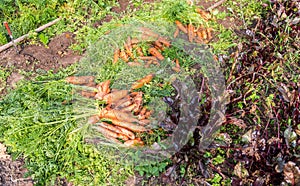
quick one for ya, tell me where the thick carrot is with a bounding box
[103,90,128,104]
[139,56,157,61]
[131,74,154,90]
[110,119,147,132]
[100,109,139,123]
[79,90,97,98]
[187,23,194,43]
[88,115,100,124]
[113,48,120,64]
[115,126,135,140]
[101,80,111,94]
[149,47,164,61]
[124,139,144,147]
[175,20,188,33]
[66,76,95,85]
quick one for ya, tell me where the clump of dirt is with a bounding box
[0,32,81,72]
[0,143,33,186]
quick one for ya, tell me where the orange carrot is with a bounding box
[207,28,213,41]
[124,139,144,147]
[119,49,129,62]
[66,76,95,85]
[139,27,159,39]
[201,29,208,40]
[79,90,97,98]
[110,119,147,132]
[94,125,129,141]
[98,122,123,134]
[139,56,157,61]
[139,119,150,126]
[113,48,120,64]
[130,38,140,45]
[115,126,135,140]
[173,27,179,38]
[196,8,212,21]
[154,40,163,50]
[149,47,164,61]
[120,103,137,112]
[145,110,152,119]
[175,58,180,68]
[100,109,139,123]
[88,115,100,124]
[127,62,142,66]
[103,90,129,104]
[136,47,144,56]
[124,42,134,59]
[140,107,147,116]
[188,23,194,42]
[115,98,133,109]
[172,67,181,72]
[131,74,154,90]
[157,37,171,47]
[175,20,188,33]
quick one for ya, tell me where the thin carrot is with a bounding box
[206,28,213,41]
[131,73,154,90]
[139,56,157,61]
[66,76,95,85]
[79,90,97,98]
[110,119,147,132]
[113,48,120,64]
[149,47,164,60]
[188,23,194,42]
[136,47,144,56]
[154,40,163,50]
[173,27,179,38]
[93,125,129,141]
[175,20,188,33]
[196,8,212,21]
[115,97,132,109]
[98,122,123,134]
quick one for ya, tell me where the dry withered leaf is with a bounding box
[283,161,300,185]
[234,162,249,179]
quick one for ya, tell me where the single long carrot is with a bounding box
[157,37,171,47]
[100,109,139,123]
[115,126,135,140]
[98,122,123,134]
[131,74,154,90]
[120,103,137,112]
[66,76,95,85]
[113,48,120,64]
[187,23,194,43]
[149,47,164,60]
[175,20,188,33]
[173,27,179,38]
[124,139,144,147]
[110,119,147,132]
[93,124,129,141]
[103,90,129,104]
[115,97,133,109]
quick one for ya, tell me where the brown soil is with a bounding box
[0,32,81,72]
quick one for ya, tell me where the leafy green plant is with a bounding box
[135,160,170,177]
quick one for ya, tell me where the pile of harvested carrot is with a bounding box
[66,74,154,147]
[64,7,213,147]
[113,7,213,72]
